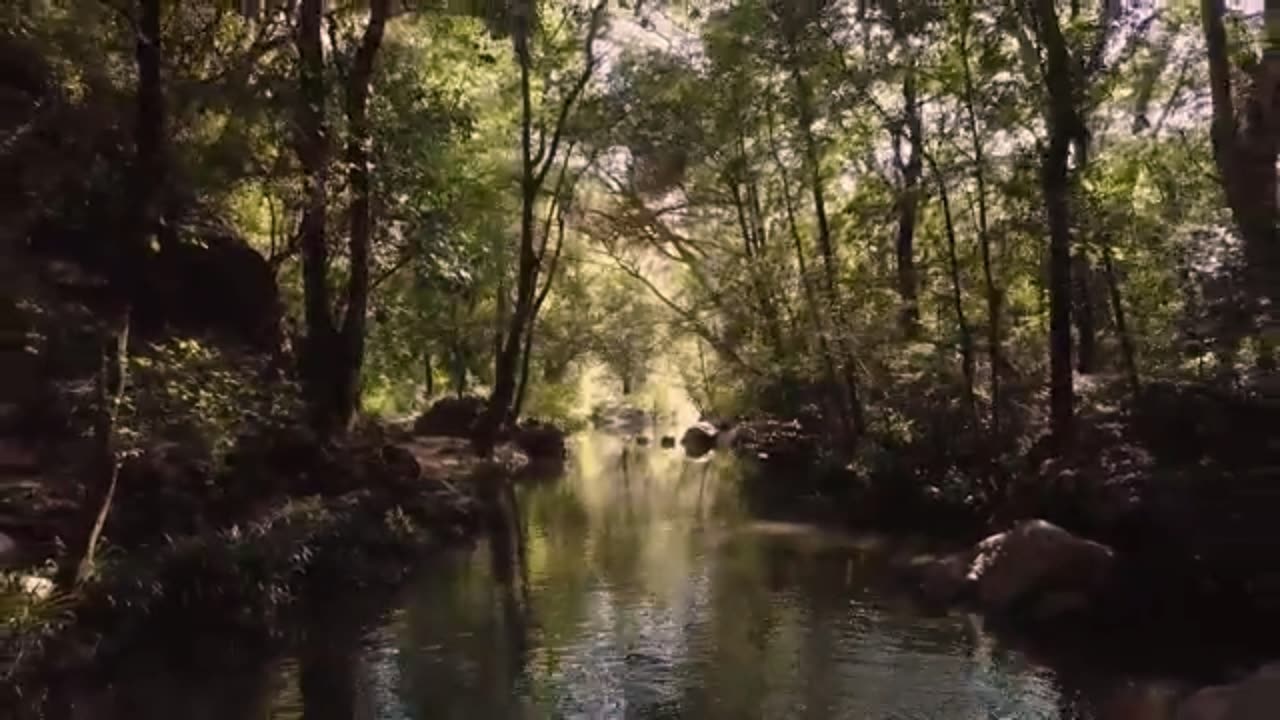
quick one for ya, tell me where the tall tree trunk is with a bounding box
[513,207,567,421]
[894,59,923,339]
[295,0,338,434]
[480,0,603,453]
[958,4,1003,436]
[1030,0,1079,447]
[1201,0,1280,341]
[336,0,391,432]
[482,9,538,453]
[785,47,865,437]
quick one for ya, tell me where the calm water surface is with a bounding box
[39,433,1196,719]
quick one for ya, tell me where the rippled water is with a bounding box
[35,433,1198,719]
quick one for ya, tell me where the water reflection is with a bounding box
[23,433,1195,719]
[390,433,1119,719]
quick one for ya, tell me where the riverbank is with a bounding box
[0,422,555,706]
[689,381,1280,648]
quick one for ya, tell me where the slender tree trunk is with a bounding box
[1030,0,1079,447]
[295,0,338,434]
[70,310,130,586]
[424,351,434,399]
[767,99,852,441]
[480,1,603,452]
[1072,251,1097,374]
[895,67,923,339]
[934,162,978,421]
[335,0,391,432]
[67,0,161,585]
[481,4,539,453]
[1101,244,1141,401]
[513,211,566,421]
[958,5,1003,436]
[731,178,786,357]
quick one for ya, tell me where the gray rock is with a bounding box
[906,519,1116,620]
[1178,663,1280,720]
[680,421,719,458]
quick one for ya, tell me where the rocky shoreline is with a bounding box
[664,393,1280,718]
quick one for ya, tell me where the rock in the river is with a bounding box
[680,422,719,457]
[907,551,972,607]
[413,396,487,438]
[514,421,567,463]
[908,519,1115,620]
[1177,663,1280,720]
[635,435,650,446]
[968,519,1115,617]
[660,436,676,449]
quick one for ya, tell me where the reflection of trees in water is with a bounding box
[35,641,281,720]
[297,621,375,720]
[396,545,535,719]
[387,432,1093,719]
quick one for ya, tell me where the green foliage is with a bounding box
[125,338,302,467]
[0,573,74,674]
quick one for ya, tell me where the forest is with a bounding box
[0,0,1278,713]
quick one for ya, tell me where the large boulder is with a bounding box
[514,420,567,463]
[142,232,282,352]
[413,396,487,438]
[909,519,1116,620]
[968,519,1116,616]
[680,421,719,458]
[31,226,283,353]
[1177,663,1280,720]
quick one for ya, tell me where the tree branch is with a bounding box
[533,0,607,189]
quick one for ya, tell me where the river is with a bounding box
[30,432,1205,719]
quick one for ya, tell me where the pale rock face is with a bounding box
[1176,685,1235,720]
[967,519,1116,614]
[1177,664,1280,720]
[908,518,1117,618]
[19,574,54,600]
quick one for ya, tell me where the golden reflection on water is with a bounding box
[357,433,1145,719]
